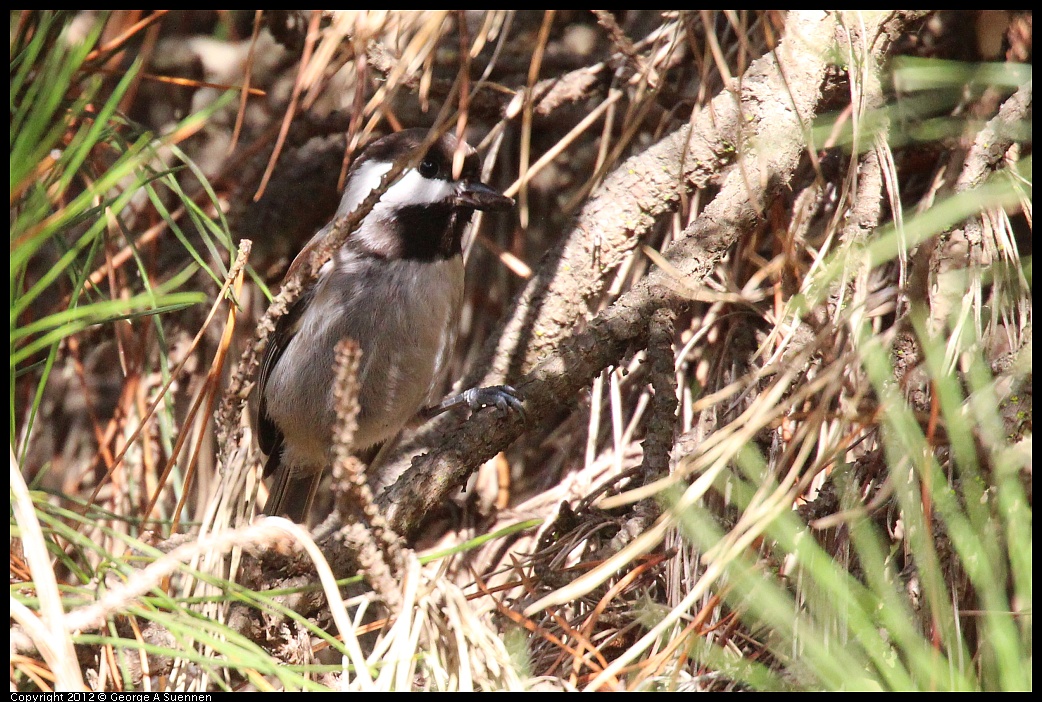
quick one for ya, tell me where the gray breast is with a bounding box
[263,253,464,464]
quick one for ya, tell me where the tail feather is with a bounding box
[262,452,322,523]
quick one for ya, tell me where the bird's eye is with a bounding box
[419,159,439,178]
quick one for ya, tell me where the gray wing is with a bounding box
[257,286,314,469]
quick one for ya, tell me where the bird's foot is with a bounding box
[424,384,525,422]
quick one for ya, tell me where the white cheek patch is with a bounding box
[337,162,457,217]
[336,161,393,218]
[383,169,458,206]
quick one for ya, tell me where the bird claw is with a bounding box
[462,384,525,418]
[426,384,526,422]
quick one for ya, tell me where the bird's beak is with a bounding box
[457,181,514,211]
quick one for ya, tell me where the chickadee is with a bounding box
[256,128,519,522]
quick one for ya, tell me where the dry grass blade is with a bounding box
[10,452,86,691]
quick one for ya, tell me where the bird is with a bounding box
[256,127,520,522]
